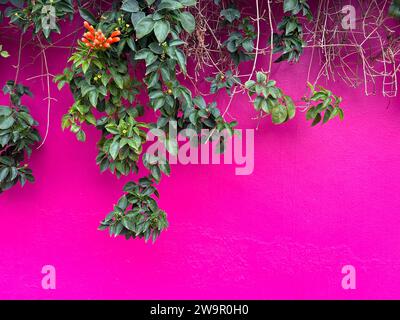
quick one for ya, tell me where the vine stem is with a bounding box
[35,36,55,150]
[254,0,274,129]
[205,0,262,142]
[266,0,273,79]
[306,0,323,85]
[13,33,24,87]
[247,0,261,82]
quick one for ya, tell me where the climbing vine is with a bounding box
[0,81,40,193]
[3,0,398,242]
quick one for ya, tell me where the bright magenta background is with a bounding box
[1,13,400,299]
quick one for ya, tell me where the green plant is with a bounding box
[0,44,9,58]
[98,176,168,242]
[389,0,400,18]
[54,0,236,242]
[223,17,256,65]
[53,2,342,241]
[273,16,305,63]
[0,81,41,193]
[220,7,240,23]
[5,0,74,38]
[283,0,312,19]
[0,0,350,243]
[305,83,344,126]
[206,70,240,96]
[272,0,312,63]
[245,72,296,124]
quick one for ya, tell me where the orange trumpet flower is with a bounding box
[80,21,121,50]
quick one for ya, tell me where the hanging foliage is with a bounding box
[14,0,400,242]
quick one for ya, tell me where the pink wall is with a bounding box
[1,15,400,300]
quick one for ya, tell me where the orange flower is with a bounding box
[80,21,121,49]
[110,30,121,38]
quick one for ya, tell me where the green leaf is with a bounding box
[19,111,34,126]
[122,216,136,231]
[178,12,195,33]
[81,60,90,74]
[114,223,124,236]
[126,38,136,52]
[153,97,165,110]
[284,0,298,13]
[310,92,327,101]
[88,90,98,106]
[193,96,206,109]
[306,107,316,120]
[61,114,70,129]
[337,107,344,120]
[76,130,86,142]
[220,8,240,23]
[70,124,80,134]
[151,165,161,182]
[253,96,267,111]
[169,39,185,47]
[154,20,170,43]
[0,157,13,166]
[0,116,15,130]
[121,0,139,12]
[149,42,163,54]
[85,113,96,125]
[165,139,178,156]
[286,19,298,35]
[0,51,10,58]
[256,72,267,83]
[174,48,187,74]
[110,140,120,160]
[117,196,128,210]
[0,106,12,117]
[0,167,9,182]
[242,39,254,52]
[323,110,331,124]
[160,161,171,176]
[10,167,18,181]
[158,0,183,11]
[136,16,155,39]
[146,71,160,88]
[271,105,288,124]
[135,49,152,61]
[284,95,296,119]
[311,113,322,126]
[78,8,97,25]
[179,0,196,6]
[149,90,164,100]
[244,80,256,89]
[131,12,146,28]
[105,123,119,134]
[113,74,124,89]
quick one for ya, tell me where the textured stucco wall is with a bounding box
[1,8,400,299]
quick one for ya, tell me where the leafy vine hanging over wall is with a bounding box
[0,81,40,193]
[0,0,398,242]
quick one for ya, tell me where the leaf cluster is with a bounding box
[0,81,40,193]
[273,0,312,63]
[305,83,344,126]
[245,72,295,125]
